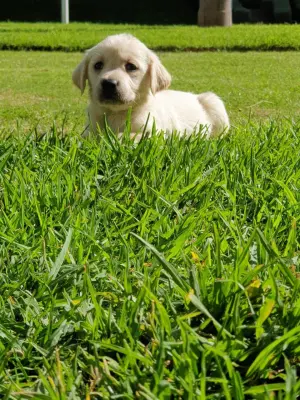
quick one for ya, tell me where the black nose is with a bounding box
[101,79,118,99]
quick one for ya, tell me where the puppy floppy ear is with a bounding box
[72,52,90,94]
[149,51,171,94]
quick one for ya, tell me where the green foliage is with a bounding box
[1,22,300,51]
[0,121,299,398]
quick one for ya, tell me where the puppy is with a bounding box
[72,34,230,138]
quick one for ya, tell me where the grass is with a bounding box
[1,50,300,131]
[0,121,299,398]
[0,22,300,398]
[1,22,300,51]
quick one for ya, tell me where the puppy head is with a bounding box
[72,34,171,110]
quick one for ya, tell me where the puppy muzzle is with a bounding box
[100,79,119,101]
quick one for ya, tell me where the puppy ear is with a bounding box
[149,51,171,94]
[72,52,90,94]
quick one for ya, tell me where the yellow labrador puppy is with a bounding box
[72,34,230,139]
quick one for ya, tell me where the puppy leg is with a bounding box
[198,92,230,137]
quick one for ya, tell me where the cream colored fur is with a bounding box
[72,34,230,139]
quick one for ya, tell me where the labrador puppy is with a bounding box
[72,34,230,139]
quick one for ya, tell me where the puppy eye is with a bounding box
[125,63,138,72]
[94,61,103,70]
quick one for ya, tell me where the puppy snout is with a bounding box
[101,79,119,100]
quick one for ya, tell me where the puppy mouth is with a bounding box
[99,93,123,104]
[98,91,134,106]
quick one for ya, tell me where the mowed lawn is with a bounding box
[0,50,300,132]
[1,22,300,51]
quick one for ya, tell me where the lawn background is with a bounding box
[1,23,300,131]
[1,23,300,51]
[1,51,300,131]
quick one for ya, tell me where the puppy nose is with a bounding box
[102,79,118,93]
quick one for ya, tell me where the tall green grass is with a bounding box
[0,121,299,398]
[1,23,300,51]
